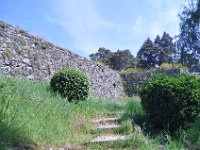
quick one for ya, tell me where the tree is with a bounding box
[154,35,161,45]
[90,48,137,71]
[108,49,137,70]
[137,38,160,69]
[89,47,112,64]
[175,0,200,72]
[156,32,173,65]
[137,32,174,69]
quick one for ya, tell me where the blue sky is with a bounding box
[0,0,184,57]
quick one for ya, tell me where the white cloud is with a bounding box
[149,21,164,38]
[148,0,165,7]
[47,0,113,53]
[163,7,180,36]
[45,0,183,56]
[164,7,179,23]
[146,0,181,39]
[132,16,144,34]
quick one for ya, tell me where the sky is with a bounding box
[0,0,185,58]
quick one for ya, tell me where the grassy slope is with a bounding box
[0,76,199,149]
[0,76,109,149]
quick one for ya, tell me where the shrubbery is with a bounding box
[120,63,189,96]
[50,70,90,101]
[139,74,200,132]
[153,63,189,76]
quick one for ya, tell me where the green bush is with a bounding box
[50,70,90,101]
[139,74,200,132]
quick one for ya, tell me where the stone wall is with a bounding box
[0,21,124,98]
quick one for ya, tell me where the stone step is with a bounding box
[95,123,121,130]
[105,111,124,116]
[91,117,119,124]
[90,134,132,143]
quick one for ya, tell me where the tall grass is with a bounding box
[0,75,199,149]
[186,118,200,149]
[0,76,106,148]
[120,98,200,149]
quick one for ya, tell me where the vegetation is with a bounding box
[0,76,106,149]
[90,2,200,73]
[175,0,200,73]
[139,74,200,132]
[121,99,200,150]
[1,0,200,149]
[119,63,189,97]
[50,70,90,101]
[137,32,173,69]
[90,31,174,71]
[90,48,137,71]
[0,75,200,149]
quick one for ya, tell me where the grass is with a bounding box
[0,76,107,149]
[120,98,200,150]
[0,75,200,149]
[186,118,200,149]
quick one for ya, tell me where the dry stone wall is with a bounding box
[0,21,124,98]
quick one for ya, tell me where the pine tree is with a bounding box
[157,32,173,64]
[137,38,160,69]
[175,0,200,72]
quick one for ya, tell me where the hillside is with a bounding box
[1,76,199,149]
[0,21,124,98]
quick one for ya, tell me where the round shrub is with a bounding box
[50,70,90,101]
[139,74,200,132]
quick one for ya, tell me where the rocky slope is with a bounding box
[0,21,124,98]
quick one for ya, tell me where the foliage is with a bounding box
[0,76,196,149]
[108,49,138,70]
[0,76,107,148]
[120,98,186,150]
[50,70,90,101]
[89,47,112,64]
[119,68,146,74]
[175,0,200,73]
[90,48,137,71]
[186,118,200,148]
[120,63,190,97]
[137,38,159,69]
[139,74,200,132]
[153,63,189,76]
[137,32,173,69]
[155,32,173,64]
[120,99,145,126]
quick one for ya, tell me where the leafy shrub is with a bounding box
[153,63,189,76]
[50,70,90,101]
[139,74,200,132]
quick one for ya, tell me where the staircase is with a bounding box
[87,112,132,149]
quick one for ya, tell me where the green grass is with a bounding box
[186,118,200,149]
[87,135,157,150]
[120,98,200,150]
[0,76,107,149]
[0,75,200,150]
